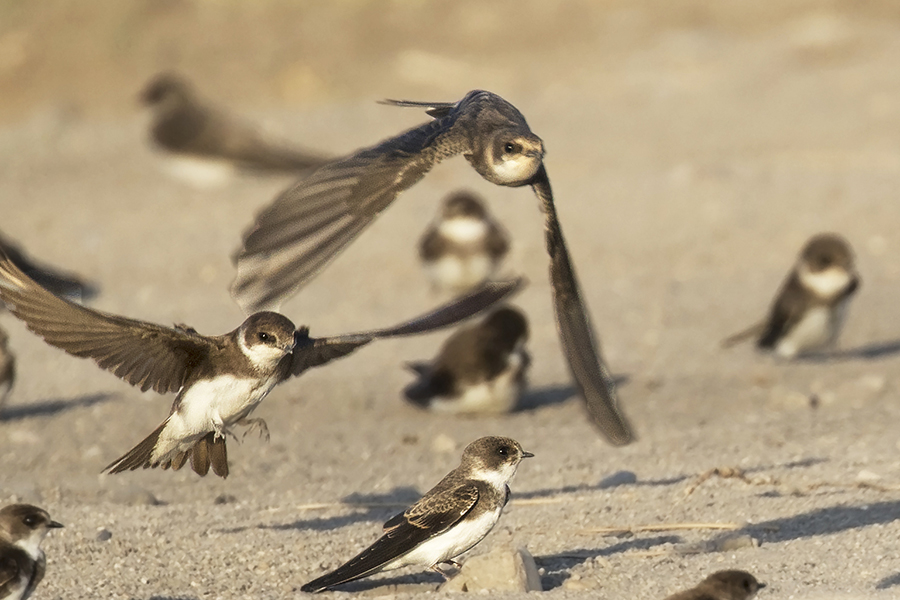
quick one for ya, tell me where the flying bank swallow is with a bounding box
[419,191,510,293]
[0,250,521,477]
[722,233,859,358]
[664,570,765,600]
[232,89,633,445]
[141,72,328,186]
[0,504,63,600]
[404,306,529,414]
[301,436,533,593]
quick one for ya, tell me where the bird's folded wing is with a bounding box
[289,278,522,376]
[0,555,20,592]
[0,251,213,394]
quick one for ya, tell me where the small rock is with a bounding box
[440,546,542,592]
[857,470,882,483]
[214,494,237,505]
[96,528,112,542]
[713,534,757,552]
[599,470,637,489]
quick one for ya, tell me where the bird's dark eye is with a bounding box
[258,332,271,343]
[23,516,37,527]
[498,446,509,456]
[504,142,517,154]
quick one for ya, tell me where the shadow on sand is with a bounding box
[0,392,114,421]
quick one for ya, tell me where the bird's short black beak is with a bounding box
[757,582,766,589]
[49,521,64,529]
[522,451,535,458]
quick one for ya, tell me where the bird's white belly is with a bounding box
[430,356,524,415]
[438,218,489,244]
[155,375,276,456]
[427,255,494,292]
[383,506,502,570]
[162,155,235,188]
[775,305,840,358]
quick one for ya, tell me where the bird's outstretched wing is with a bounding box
[531,167,634,445]
[300,484,479,593]
[232,111,465,313]
[0,232,97,301]
[0,250,214,394]
[289,278,522,376]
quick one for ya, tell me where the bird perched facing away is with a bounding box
[404,306,529,414]
[141,72,328,186]
[301,436,533,593]
[0,248,521,478]
[0,503,63,600]
[664,570,766,600]
[233,89,633,446]
[722,233,860,358]
[419,191,510,293]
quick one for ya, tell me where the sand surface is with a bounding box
[2,2,900,599]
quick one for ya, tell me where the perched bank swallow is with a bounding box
[141,72,328,186]
[722,233,859,358]
[664,570,765,600]
[0,327,14,412]
[404,306,529,414]
[233,89,633,445]
[419,191,510,293]
[0,250,521,477]
[0,504,63,600]
[301,436,533,593]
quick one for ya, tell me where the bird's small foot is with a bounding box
[238,417,270,442]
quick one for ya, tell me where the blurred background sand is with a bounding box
[2,2,900,599]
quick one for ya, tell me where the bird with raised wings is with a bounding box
[233,89,633,445]
[0,249,520,477]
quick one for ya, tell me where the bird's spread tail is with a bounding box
[189,432,229,478]
[105,425,229,478]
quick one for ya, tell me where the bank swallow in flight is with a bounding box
[0,503,63,600]
[722,233,859,359]
[0,249,521,477]
[232,89,633,445]
[301,436,533,593]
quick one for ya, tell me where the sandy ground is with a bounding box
[2,2,900,599]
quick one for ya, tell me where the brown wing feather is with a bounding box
[531,168,633,446]
[0,553,21,596]
[232,112,464,313]
[289,279,521,377]
[0,252,215,394]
